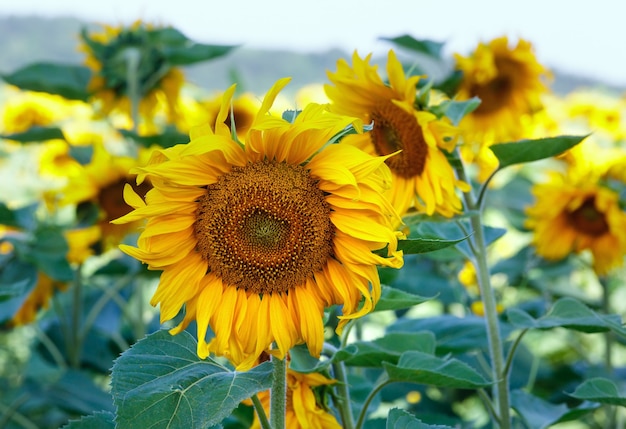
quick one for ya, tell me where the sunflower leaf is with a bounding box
[111,330,274,429]
[380,35,445,60]
[1,62,91,101]
[506,297,626,337]
[490,135,588,169]
[511,389,598,429]
[0,126,66,143]
[119,127,190,148]
[567,378,626,406]
[374,236,469,257]
[333,332,436,367]
[387,408,455,429]
[430,97,481,125]
[382,350,491,389]
[61,411,116,429]
[374,285,433,312]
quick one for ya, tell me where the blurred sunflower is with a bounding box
[325,50,468,218]
[48,141,152,249]
[250,367,341,429]
[525,169,626,276]
[80,21,184,128]
[454,37,550,181]
[113,78,404,370]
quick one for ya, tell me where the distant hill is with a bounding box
[1,15,623,97]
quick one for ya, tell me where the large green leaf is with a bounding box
[61,411,116,429]
[387,408,454,429]
[0,126,66,143]
[510,390,598,429]
[150,27,238,66]
[506,297,626,337]
[375,235,469,257]
[333,332,436,367]
[111,330,273,429]
[373,285,432,313]
[2,63,91,101]
[490,135,588,169]
[380,35,444,60]
[382,351,491,389]
[567,378,626,406]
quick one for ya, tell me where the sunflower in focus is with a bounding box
[80,21,184,128]
[250,367,341,429]
[525,169,626,276]
[114,78,404,370]
[325,50,468,218]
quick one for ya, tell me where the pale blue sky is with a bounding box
[3,0,625,86]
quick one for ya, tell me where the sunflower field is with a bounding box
[1,20,626,429]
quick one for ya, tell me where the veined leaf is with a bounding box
[490,135,588,169]
[111,330,273,429]
[61,411,115,429]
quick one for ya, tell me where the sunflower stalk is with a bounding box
[324,343,355,429]
[124,47,141,133]
[251,394,272,429]
[455,151,511,428]
[68,264,84,369]
[270,354,287,429]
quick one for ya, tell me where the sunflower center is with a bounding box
[98,178,151,222]
[194,159,334,295]
[471,58,516,115]
[567,197,609,236]
[370,101,427,178]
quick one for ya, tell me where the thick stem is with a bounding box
[124,47,141,134]
[455,152,510,428]
[269,355,287,429]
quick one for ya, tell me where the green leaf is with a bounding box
[111,330,274,429]
[61,411,116,429]
[27,226,73,282]
[510,390,598,429]
[0,257,37,323]
[387,408,455,429]
[374,285,433,313]
[490,135,588,169]
[119,127,190,148]
[333,332,436,367]
[380,35,444,60]
[0,126,66,143]
[430,98,481,125]
[382,351,491,389]
[2,62,91,101]
[164,43,238,66]
[506,297,626,336]
[567,377,626,406]
[375,236,469,257]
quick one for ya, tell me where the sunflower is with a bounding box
[195,91,261,140]
[454,36,550,144]
[250,367,341,429]
[80,21,184,127]
[525,170,626,275]
[324,50,468,218]
[113,78,404,370]
[50,141,152,249]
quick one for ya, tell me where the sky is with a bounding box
[3,0,626,87]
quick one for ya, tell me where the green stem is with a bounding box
[0,396,39,429]
[455,152,511,428]
[600,276,613,373]
[323,344,355,429]
[477,388,501,427]
[251,394,272,429]
[34,325,67,370]
[69,264,83,369]
[270,355,287,429]
[503,329,529,378]
[124,47,141,133]
[354,377,390,429]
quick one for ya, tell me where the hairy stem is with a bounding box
[270,355,286,429]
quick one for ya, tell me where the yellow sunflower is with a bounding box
[525,170,626,275]
[51,141,152,249]
[454,36,550,145]
[190,91,261,140]
[250,367,341,429]
[324,50,468,218]
[113,78,404,370]
[80,21,184,127]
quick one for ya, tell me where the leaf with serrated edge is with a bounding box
[568,378,626,406]
[111,330,273,429]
